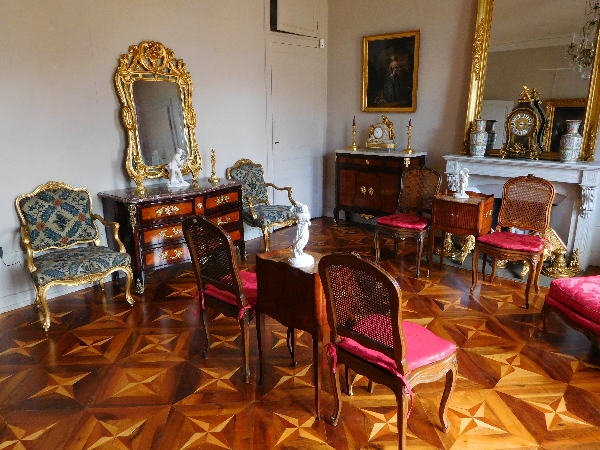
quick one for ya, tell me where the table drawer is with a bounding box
[143,243,189,269]
[205,190,240,212]
[140,201,193,223]
[209,210,241,228]
[433,201,479,229]
[141,223,184,247]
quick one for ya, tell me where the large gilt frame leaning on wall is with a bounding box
[463,0,600,162]
[115,41,202,193]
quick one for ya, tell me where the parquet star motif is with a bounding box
[360,408,398,441]
[271,330,307,350]
[153,307,190,322]
[30,372,90,399]
[555,352,600,373]
[87,308,131,327]
[0,338,46,357]
[524,395,593,430]
[179,415,234,449]
[135,333,181,355]
[209,333,240,350]
[165,282,198,298]
[47,310,72,327]
[63,336,114,357]
[81,418,146,450]
[450,400,508,435]
[102,367,170,399]
[273,413,325,446]
[273,364,313,388]
[455,319,499,341]
[196,368,239,392]
[0,423,56,449]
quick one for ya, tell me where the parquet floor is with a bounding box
[1,218,600,449]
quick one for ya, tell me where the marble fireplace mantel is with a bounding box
[443,155,600,270]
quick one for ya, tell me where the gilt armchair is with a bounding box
[15,181,134,331]
[226,158,297,252]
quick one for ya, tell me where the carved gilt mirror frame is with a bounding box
[115,41,202,193]
[463,0,600,162]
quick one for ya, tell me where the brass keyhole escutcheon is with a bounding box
[361,186,366,194]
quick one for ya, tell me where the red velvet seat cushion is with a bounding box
[339,314,456,374]
[545,295,600,335]
[547,275,600,324]
[376,213,430,230]
[476,231,544,253]
[204,270,258,308]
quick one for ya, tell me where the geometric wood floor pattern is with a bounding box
[1,217,599,449]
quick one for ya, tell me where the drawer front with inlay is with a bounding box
[141,224,184,247]
[209,210,241,228]
[140,201,193,223]
[205,190,240,212]
[143,243,190,269]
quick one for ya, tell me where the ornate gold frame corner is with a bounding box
[463,0,600,162]
[115,41,202,194]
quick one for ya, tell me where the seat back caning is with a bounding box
[498,176,555,234]
[398,167,441,216]
[16,183,99,253]
[184,217,244,305]
[227,160,269,207]
[321,254,408,374]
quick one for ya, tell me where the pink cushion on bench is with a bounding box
[204,270,258,308]
[377,213,430,230]
[476,231,544,253]
[547,275,600,325]
[544,295,600,335]
[339,314,456,374]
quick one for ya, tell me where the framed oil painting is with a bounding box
[362,31,419,112]
[543,98,587,157]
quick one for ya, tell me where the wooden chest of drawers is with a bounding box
[99,179,244,293]
[334,149,426,221]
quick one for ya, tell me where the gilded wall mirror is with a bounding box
[115,41,201,193]
[464,0,600,161]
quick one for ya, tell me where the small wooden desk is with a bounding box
[428,191,494,272]
[255,249,328,419]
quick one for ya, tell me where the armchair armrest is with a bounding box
[92,213,127,254]
[244,196,259,220]
[19,225,36,273]
[265,183,298,207]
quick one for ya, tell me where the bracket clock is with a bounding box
[500,86,547,160]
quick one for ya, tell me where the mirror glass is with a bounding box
[483,0,591,156]
[133,80,188,168]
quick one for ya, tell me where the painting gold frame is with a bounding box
[543,98,587,159]
[115,41,202,194]
[362,31,419,113]
[463,0,600,162]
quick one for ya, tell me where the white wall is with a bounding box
[325,0,479,215]
[0,0,272,311]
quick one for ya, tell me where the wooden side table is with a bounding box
[255,249,328,420]
[428,190,494,273]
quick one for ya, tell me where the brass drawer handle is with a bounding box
[156,205,180,216]
[215,195,230,205]
[197,202,203,211]
[368,187,374,196]
[160,249,183,260]
[216,215,231,226]
[158,227,182,239]
[365,159,370,165]
[360,186,374,195]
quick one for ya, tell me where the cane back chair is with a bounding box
[226,158,297,252]
[471,174,555,309]
[15,181,134,331]
[318,253,457,449]
[182,215,257,383]
[374,166,441,277]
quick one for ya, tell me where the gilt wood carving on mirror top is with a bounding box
[115,41,202,194]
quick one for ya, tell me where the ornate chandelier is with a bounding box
[565,0,600,77]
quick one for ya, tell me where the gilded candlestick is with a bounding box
[208,148,220,185]
[403,123,415,154]
[349,124,359,151]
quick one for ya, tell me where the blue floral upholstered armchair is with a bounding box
[226,159,297,252]
[15,181,134,331]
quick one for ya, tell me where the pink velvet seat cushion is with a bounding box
[339,314,456,374]
[547,275,600,324]
[204,270,258,308]
[376,213,430,230]
[476,231,544,253]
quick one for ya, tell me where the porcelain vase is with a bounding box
[559,120,583,163]
[469,119,488,157]
[485,119,497,151]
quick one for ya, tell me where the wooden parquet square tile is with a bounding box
[1,218,600,449]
